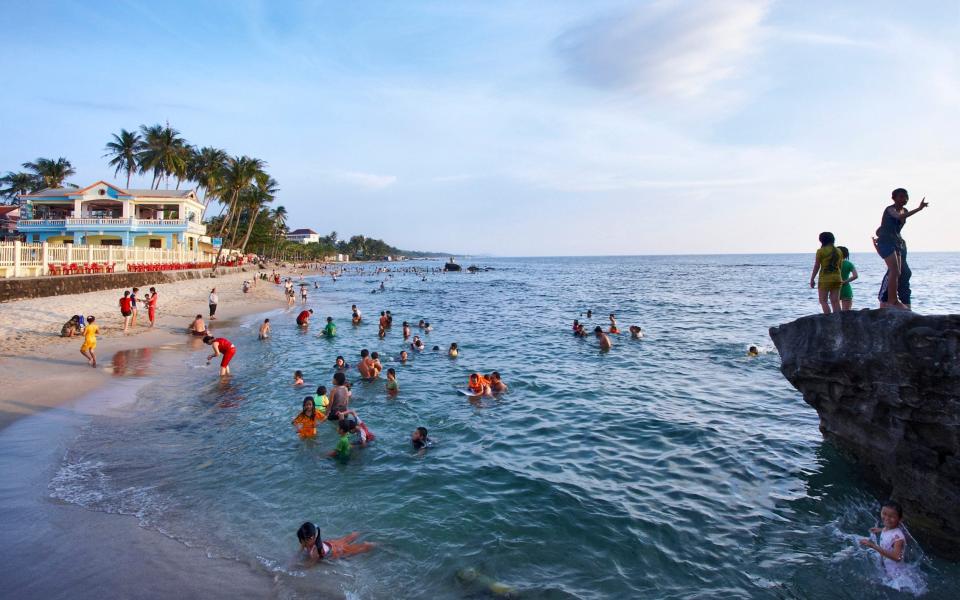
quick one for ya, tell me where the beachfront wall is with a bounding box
[0,241,218,278]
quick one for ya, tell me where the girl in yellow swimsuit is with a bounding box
[80,315,98,368]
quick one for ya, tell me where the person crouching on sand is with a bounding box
[296,522,374,564]
[595,326,612,351]
[204,335,236,377]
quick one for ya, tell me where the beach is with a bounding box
[0,269,282,430]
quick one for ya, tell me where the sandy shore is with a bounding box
[0,268,287,430]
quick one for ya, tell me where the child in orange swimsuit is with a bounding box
[297,522,375,563]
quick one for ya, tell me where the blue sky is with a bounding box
[2,0,957,255]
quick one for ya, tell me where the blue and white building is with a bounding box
[17,181,210,251]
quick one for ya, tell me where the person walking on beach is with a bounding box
[209,288,219,320]
[203,335,236,376]
[119,291,133,334]
[837,247,859,311]
[79,315,99,368]
[809,232,842,314]
[874,188,929,310]
[147,287,158,327]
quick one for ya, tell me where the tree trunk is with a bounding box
[239,204,261,254]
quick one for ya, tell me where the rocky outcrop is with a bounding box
[770,310,960,559]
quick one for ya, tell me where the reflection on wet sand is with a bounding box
[109,348,154,377]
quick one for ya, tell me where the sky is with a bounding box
[1,0,958,256]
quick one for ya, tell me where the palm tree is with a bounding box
[188,146,228,212]
[270,205,288,243]
[137,123,188,189]
[210,156,265,269]
[0,171,39,203]
[238,176,279,253]
[103,129,142,188]
[22,157,76,189]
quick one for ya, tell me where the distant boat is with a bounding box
[444,257,462,272]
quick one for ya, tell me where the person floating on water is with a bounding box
[810,231,843,314]
[79,315,99,368]
[859,500,907,581]
[296,522,375,563]
[204,335,236,376]
[837,246,859,311]
[448,343,459,358]
[608,313,620,334]
[748,346,760,357]
[595,326,612,351]
[874,188,929,310]
[259,318,271,339]
[293,370,304,386]
[296,309,313,328]
[292,396,323,438]
[629,325,643,339]
[323,316,336,337]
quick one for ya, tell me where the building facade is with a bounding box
[286,228,320,244]
[17,181,210,251]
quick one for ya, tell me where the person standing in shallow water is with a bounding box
[809,232,842,314]
[873,188,928,310]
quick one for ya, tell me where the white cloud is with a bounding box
[555,0,770,99]
[328,170,397,190]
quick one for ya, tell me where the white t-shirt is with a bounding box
[879,527,906,578]
[209,293,218,305]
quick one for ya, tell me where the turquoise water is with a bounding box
[50,254,960,598]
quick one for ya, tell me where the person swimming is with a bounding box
[334,355,349,370]
[293,370,304,386]
[313,385,330,417]
[448,343,459,358]
[399,350,409,364]
[608,313,620,334]
[747,346,760,357]
[468,373,492,396]
[402,321,411,340]
[412,426,430,451]
[296,522,375,563]
[351,305,362,324]
[411,336,425,352]
[594,326,612,351]
[629,325,643,339]
[385,368,399,394]
[489,371,508,393]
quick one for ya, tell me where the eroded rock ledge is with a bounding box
[770,310,960,559]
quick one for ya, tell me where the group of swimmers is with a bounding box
[812,188,930,314]
[573,311,643,351]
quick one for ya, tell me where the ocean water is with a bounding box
[47,254,960,598]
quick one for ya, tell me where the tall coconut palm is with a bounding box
[270,205,288,242]
[210,155,265,269]
[22,157,75,189]
[188,146,228,212]
[238,176,279,253]
[103,129,142,188]
[137,123,188,189]
[0,171,39,203]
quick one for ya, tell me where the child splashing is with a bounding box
[859,500,925,593]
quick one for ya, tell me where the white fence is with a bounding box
[0,241,220,278]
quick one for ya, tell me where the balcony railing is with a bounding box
[18,218,206,234]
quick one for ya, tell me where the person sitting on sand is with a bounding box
[292,396,324,438]
[448,343,459,358]
[189,314,208,337]
[296,522,375,563]
[204,335,236,377]
[411,336,425,352]
[385,368,399,394]
[294,370,305,386]
[80,315,99,368]
[595,326,612,351]
[412,427,431,452]
[259,318,271,339]
[323,317,336,338]
[608,313,620,334]
[296,309,313,327]
[859,500,907,580]
[810,231,843,314]
[61,315,81,338]
[629,325,643,339]
[489,371,508,393]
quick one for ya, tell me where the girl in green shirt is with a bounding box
[837,246,859,311]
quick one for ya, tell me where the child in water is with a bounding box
[313,386,329,417]
[259,318,270,340]
[399,350,409,364]
[412,426,430,452]
[385,368,399,394]
[334,355,349,370]
[608,313,620,334]
[293,370,304,386]
[328,420,352,459]
[292,397,323,438]
[448,343,459,358]
[747,346,760,357]
[810,231,843,314]
[629,325,643,339]
[859,500,907,580]
[297,522,375,563]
